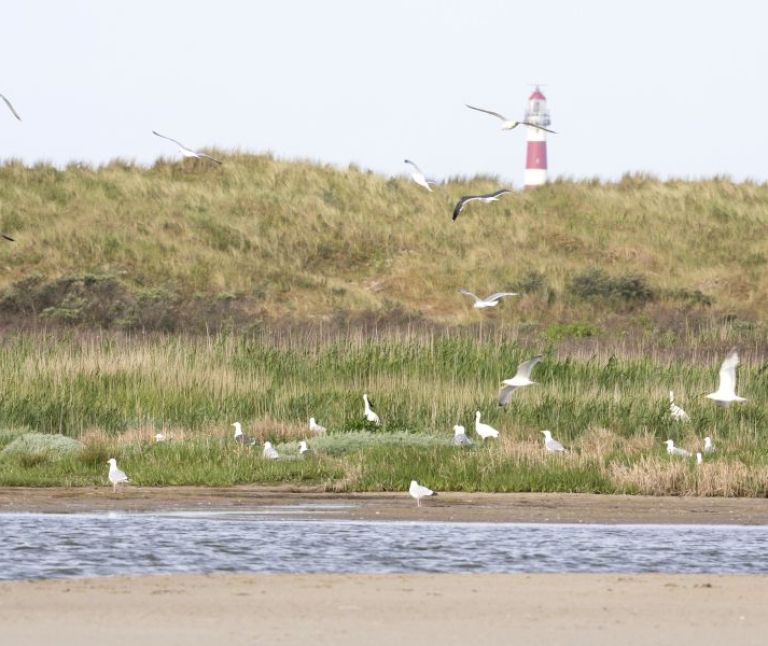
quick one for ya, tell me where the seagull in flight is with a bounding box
[498,355,543,406]
[1,93,21,121]
[542,430,567,453]
[458,289,519,310]
[452,189,512,221]
[107,458,129,493]
[465,104,556,134]
[403,159,435,192]
[705,348,746,406]
[408,480,436,507]
[152,130,222,164]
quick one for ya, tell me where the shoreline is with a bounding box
[2,572,767,645]
[1,486,767,524]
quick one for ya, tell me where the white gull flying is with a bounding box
[705,348,746,406]
[465,104,556,133]
[152,130,222,164]
[458,289,519,310]
[499,355,543,406]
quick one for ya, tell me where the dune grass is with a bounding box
[1,156,768,333]
[0,329,766,495]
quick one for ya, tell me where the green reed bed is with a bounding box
[0,330,766,495]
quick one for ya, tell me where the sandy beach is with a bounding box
[1,486,767,524]
[1,572,766,645]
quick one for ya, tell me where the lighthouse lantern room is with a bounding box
[524,87,551,187]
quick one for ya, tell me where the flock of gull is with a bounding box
[1,91,741,503]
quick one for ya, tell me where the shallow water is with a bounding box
[1,509,767,580]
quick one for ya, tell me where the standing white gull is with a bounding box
[669,391,690,421]
[664,439,691,457]
[107,458,129,493]
[152,130,222,164]
[474,411,499,439]
[309,417,327,435]
[363,393,380,425]
[703,436,715,454]
[263,441,279,460]
[298,440,310,455]
[232,422,255,447]
[1,93,21,121]
[408,480,436,507]
[541,430,567,453]
[498,355,543,407]
[696,451,703,465]
[453,424,473,447]
[465,104,556,133]
[452,189,512,221]
[458,289,519,310]
[403,159,434,192]
[705,348,746,406]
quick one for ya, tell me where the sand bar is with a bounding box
[0,486,767,524]
[1,572,767,646]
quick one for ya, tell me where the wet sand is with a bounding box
[0,486,767,524]
[2,572,767,645]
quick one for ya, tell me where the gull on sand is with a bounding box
[263,441,279,460]
[403,159,435,192]
[453,424,473,447]
[542,430,566,453]
[474,411,499,439]
[363,393,380,425]
[452,189,512,221]
[705,348,746,406]
[152,130,222,164]
[669,391,690,421]
[498,355,543,407]
[107,458,129,493]
[465,104,556,133]
[458,289,519,310]
[664,439,691,457]
[408,480,436,507]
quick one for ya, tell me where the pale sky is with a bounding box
[2,0,765,186]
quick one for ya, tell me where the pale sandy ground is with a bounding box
[1,573,767,646]
[1,486,767,523]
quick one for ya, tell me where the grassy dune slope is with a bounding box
[0,155,766,332]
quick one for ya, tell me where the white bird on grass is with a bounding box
[154,433,167,443]
[703,436,715,454]
[452,189,512,221]
[1,93,21,121]
[542,430,567,453]
[474,411,499,439]
[363,393,380,425]
[309,417,327,435]
[669,391,690,421]
[263,441,279,460]
[298,440,310,455]
[232,422,255,447]
[664,439,691,457]
[458,289,519,310]
[107,458,129,493]
[705,348,746,406]
[696,452,703,465]
[465,104,557,134]
[403,159,435,192]
[499,355,543,407]
[152,130,222,164]
[453,424,473,447]
[408,480,436,507]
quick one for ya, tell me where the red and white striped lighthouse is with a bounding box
[524,87,551,187]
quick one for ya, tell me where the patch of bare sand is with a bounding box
[0,487,767,524]
[0,573,766,646]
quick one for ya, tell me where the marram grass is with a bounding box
[0,330,766,495]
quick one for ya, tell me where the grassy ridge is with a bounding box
[0,330,766,495]
[0,156,767,331]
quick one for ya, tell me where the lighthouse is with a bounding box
[524,87,551,187]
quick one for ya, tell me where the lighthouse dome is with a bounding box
[529,87,546,101]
